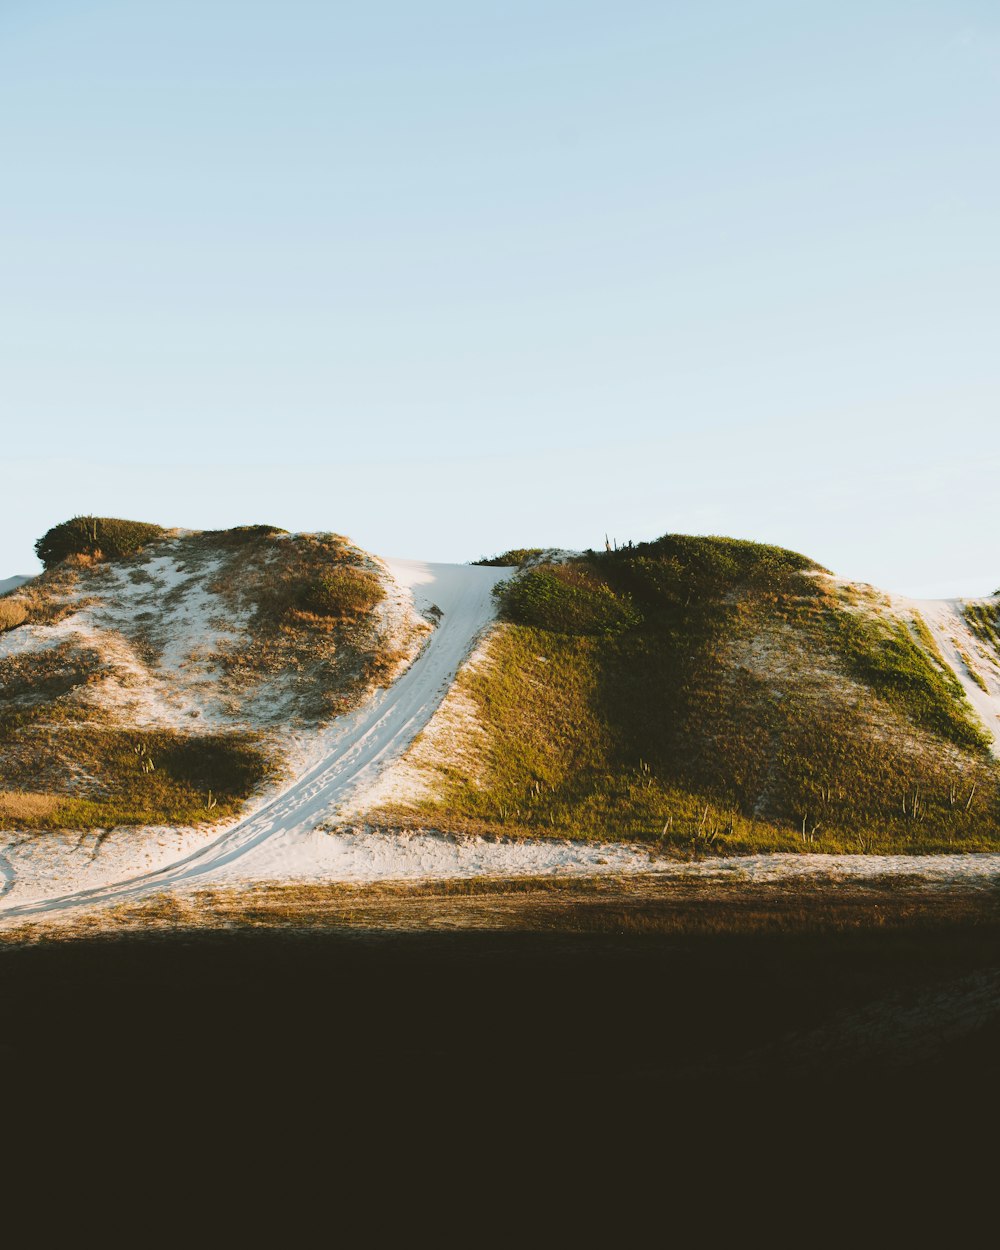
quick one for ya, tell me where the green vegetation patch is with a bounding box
[35,516,167,569]
[822,611,987,752]
[909,612,949,671]
[955,646,990,694]
[298,567,385,620]
[495,564,641,636]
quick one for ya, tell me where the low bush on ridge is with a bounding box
[474,548,545,567]
[35,516,166,569]
[495,564,641,636]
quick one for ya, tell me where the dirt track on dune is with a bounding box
[0,560,508,921]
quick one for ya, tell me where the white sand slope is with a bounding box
[905,597,1000,755]
[0,560,510,917]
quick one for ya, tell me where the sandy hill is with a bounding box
[0,519,427,832]
[360,536,1000,854]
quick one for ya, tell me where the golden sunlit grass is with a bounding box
[0,790,61,824]
[0,600,28,632]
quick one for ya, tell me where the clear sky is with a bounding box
[1,1,997,596]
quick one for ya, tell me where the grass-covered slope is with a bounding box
[0,520,424,831]
[372,535,1000,853]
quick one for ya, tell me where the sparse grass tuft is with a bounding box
[955,646,990,693]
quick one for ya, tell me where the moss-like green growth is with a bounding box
[909,611,949,671]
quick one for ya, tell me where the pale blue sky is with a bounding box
[1,1,998,595]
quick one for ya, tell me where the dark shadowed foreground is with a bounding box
[3,874,999,1163]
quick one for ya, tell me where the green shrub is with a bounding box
[35,516,166,569]
[474,549,545,568]
[298,567,385,619]
[595,534,822,603]
[496,564,641,636]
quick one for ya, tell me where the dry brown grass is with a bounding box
[0,790,61,823]
[0,642,103,716]
[0,600,28,632]
[8,563,90,627]
[4,872,996,947]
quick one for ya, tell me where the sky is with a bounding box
[1,1,998,596]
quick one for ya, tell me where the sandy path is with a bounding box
[0,560,509,919]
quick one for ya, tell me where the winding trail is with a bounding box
[0,560,509,920]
